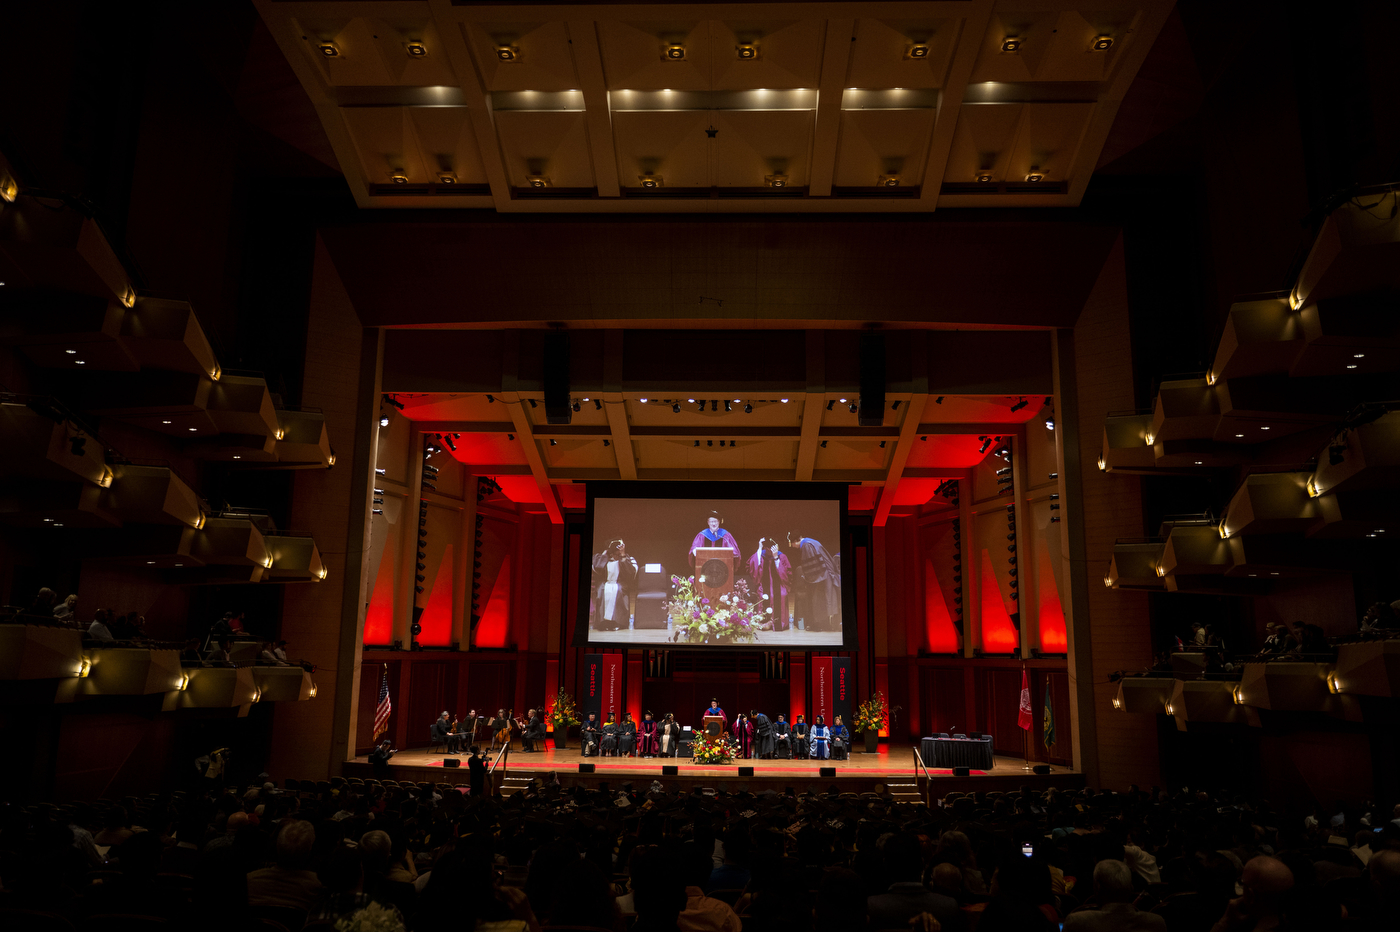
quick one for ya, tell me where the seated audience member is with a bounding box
[1063,859,1166,931]
[867,832,965,930]
[360,829,417,920]
[28,587,57,618]
[53,593,79,624]
[707,824,752,893]
[1209,856,1293,932]
[1361,601,1399,633]
[679,841,742,932]
[207,639,233,663]
[259,640,288,664]
[87,609,115,641]
[273,639,290,662]
[630,846,688,932]
[247,819,323,909]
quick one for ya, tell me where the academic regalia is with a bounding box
[619,718,637,756]
[591,552,639,630]
[734,716,755,758]
[792,720,810,759]
[773,720,791,759]
[831,723,849,760]
[745,550,792,630]
[601,718,620,756]
[689,528,741,571]
[810,721,832,760]
[753,713,774,759]
[792,537,841,631]
[581,718,602,757]
[660,720,681,757]
[703,705,728,736]
[639,718,660,756]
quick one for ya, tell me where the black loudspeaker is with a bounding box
[442,758,460,768]
[1033,764,1051,775]
[543,331,571,424]
[858,330,886,427]
[953,766,971,777]
[738,766,754,777]
[820,767,836,778]
[662,765,678,776]
[578,763,595,773]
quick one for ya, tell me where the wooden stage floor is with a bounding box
[346,742,1083,797]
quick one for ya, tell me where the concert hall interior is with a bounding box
[2,1,1400,927]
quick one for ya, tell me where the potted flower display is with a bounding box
[854,691,891,753]
[691,731,740,765]
[665,575,766,645]
[546,688,580,749]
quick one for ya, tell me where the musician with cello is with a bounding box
[490,708,516,752]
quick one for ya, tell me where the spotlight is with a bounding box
[495,44,520,62]
[978,436,992,454]
[725,400,732,412]
[826,400,835,411]
[736,42,759,60]
[1090,35,1114,51]
[905,43,931,59]
[848,403,858,414]
[697,401,706,412]
[663,43,686,61]
[892,400,901,410]
[317,41,341,58]
[710,400,718,412]
[1024,169,1045,183]
[1045,418,1055,430]
[935,396,944,404]
[526,175,550,188]
[380,416,390,427]
[550,439,557,446]
[879,441,886,448]
[1010,397,1028,412]
[781,398,788,403]
[708,440,713,447]
[389,171,410,184]
[638,174,663,188]
[672,403,681,413]
[593,399,602,411]
[603,439,611,447]
[528,398,537,408]
[921,436,927,441]
[639,398,647,403]
[764,173,788,187]
[877,174,901,187]
[820,441,827,448]
[406,41,428,58]
[694,440,700,447]
[573,401,581,412]
[443,434,457,452]
[1001,36,1022,52]
[688,398,695,403]
[975,170,994,183]
[744,403,752,414]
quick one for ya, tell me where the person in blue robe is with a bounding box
[810,716,832,760]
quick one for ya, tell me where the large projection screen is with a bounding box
[578,483,853,649]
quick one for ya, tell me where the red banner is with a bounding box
[812,657,833,725]
[583,653,624,721]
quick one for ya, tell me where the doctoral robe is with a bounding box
[773,721,791,758]
[591,553,639,629]
[601,721,619,755]
[831,724,849,760]
[810,724,832,760]
[581,720,602,757]
[752,713,774,758]
[792,721,810,759]
[689,528,741,572]
[703,705,728,736]
[734,717,755,758]
[619,720,637,756]
[792,537,841,631]
[639,719,660,756]
[745,550,792,630]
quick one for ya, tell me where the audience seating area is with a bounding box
[1,772,1396,932]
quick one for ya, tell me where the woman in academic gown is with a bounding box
[745,537,792,631]
[702,699,728,735]
[591,539,639,631]
[689,512,741,573]
[830,715,850,761]
[809,716,832,760]
[619,712,637,757]
[601,713,619,757]
[581,713,602,757]
[659,713,682,757]
[639,712,660,757]
[733,713,754,759]
[791,715,810,759]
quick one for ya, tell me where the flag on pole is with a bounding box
[1043,679,1056,748]
[1018,668,1033,730]
[373,665,392,742]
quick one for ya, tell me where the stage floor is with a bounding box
[346,742,1083,797]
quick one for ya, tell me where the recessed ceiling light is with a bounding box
[639,398,648,403]
[839,398,847,403]
[1195,461,1203,465]
[74,360,85,365]
[736,42,759,60]
[688,398,695,403]
[317,41,340,58]
[405,41,427,58]
[162,420,172,424]
[975,171,993,182]
[663,43,685,61]
[780,398,788,403]
[146,561,155,565]
[65,349,77,354]
[1347,365,1358,369]
[905,43,931,60]
[1001,36,1022,52]
[1025,168,1045,183]
[526,175,550,188]
[437,172,458,185]
[1235,433,1244,438]
[43,518,52,522]
[1091,35,1114,51]
[877,173,900,187]
[188,428,197,432]
[388,171,409,184]
[733,398,742,403]
[174,563,183,567]
[639,174,662,188]
[232,455,241,460]
[1354,353,1365,358]
[1260,426,1270,430]
[496,44,520,62]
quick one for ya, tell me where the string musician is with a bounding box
[490,708,515,752]
[521,708,546,752]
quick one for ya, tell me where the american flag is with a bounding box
[373,665,392,742]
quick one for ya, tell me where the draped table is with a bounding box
[920,735,994,770]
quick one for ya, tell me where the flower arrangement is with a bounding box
[691,732,740,765]
[666,575,765,644]
[854,691,891,735]
[546,688,581,729]
[336,902,405,932]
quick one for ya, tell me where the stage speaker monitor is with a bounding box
[662,765,679,776]
[819,767,836,778]
[578,763,595,774]
[1033,764,1051,775]
[738,766,755,777]
[442,758,461,769]
[953,766,971,777]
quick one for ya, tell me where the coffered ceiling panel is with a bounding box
[465,21,580,92]
[711,20,825,90]
[495,111,595,189]
[292,16,457,87]
[406,108,489,186]
[1004,102,1095,184]
[341,108,427,185]
[846,18,959,89]
[944,103,1025,183]
[598,20,713,91]
[833,109,936,188]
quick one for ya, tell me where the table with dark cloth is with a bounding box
[920,735,994,770]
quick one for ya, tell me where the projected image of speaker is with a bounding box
[443,758,460,769]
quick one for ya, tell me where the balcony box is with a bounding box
[1169,679,1256,731]
[171,666,258,709]
[1113,677,1175,714]
[1334,640,1400,697]
[80,648,185,696]
[253,666,315,702]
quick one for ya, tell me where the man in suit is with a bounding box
[1063,859,1167,931]
[431,711,453,752]
[369,740,395,778]
[867,833,965,931]
[522,709,546,751]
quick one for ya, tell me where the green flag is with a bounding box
[1043,680,1056,749]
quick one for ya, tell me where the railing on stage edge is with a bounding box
[487,741,509,795]
[913,747,933,807]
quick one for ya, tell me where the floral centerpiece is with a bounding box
[546,688,581,749]
[691,732,740,765]
[853,691,891,753]
[666,575,766,644]
[336,902,405,932]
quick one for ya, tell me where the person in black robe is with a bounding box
[467,745,487,796]
[619,712,637,757]
[751,710,774,759]
[591,539,639,631]
[773,714,791,759]
[791,715,810,759]
[787,531,841,631]
[369,739,395,777]
[522,709,546,752]
[601,713,620,756]
[581,713,602,757]
[831,715,850,760]
[659,713,682,758]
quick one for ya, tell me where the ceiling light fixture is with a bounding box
[1091,35,1115,51]
[978,436,992,454]
[65,349,77,354]
[672,403,681,413]
[905,42,931,59]
[663,43,686,61]
[780,398,788,403]
[975,170,994,183]
[405,41,427,58]
[550,439,557,445]
[826,400,835,411]
[74,360,85,365]
[744,403,752,414]
[526,175,551,188]
[877,173,900,187]
[495,44,520,62]
[380,416,390,427]
[1045,418,1055,430]
[389,171,409,184]
[639,398,647,403]
[162,420,172,424]
[764,173,788,188]
[736,42,759,60]
[1024,168,1045,183]
[317,41,341,58]
[437,172,457,185]
[1001,36,1022,52]
[1010,397,1028,412]
[639,174,662,188]
[1354,353,1365,358]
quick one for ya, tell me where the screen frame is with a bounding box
[575,481,857,650]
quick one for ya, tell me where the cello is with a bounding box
[495,708,516,749]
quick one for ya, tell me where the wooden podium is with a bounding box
[694,547,736,603]
[703,715,725,738]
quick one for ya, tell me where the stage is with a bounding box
[344,742,1084,799]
